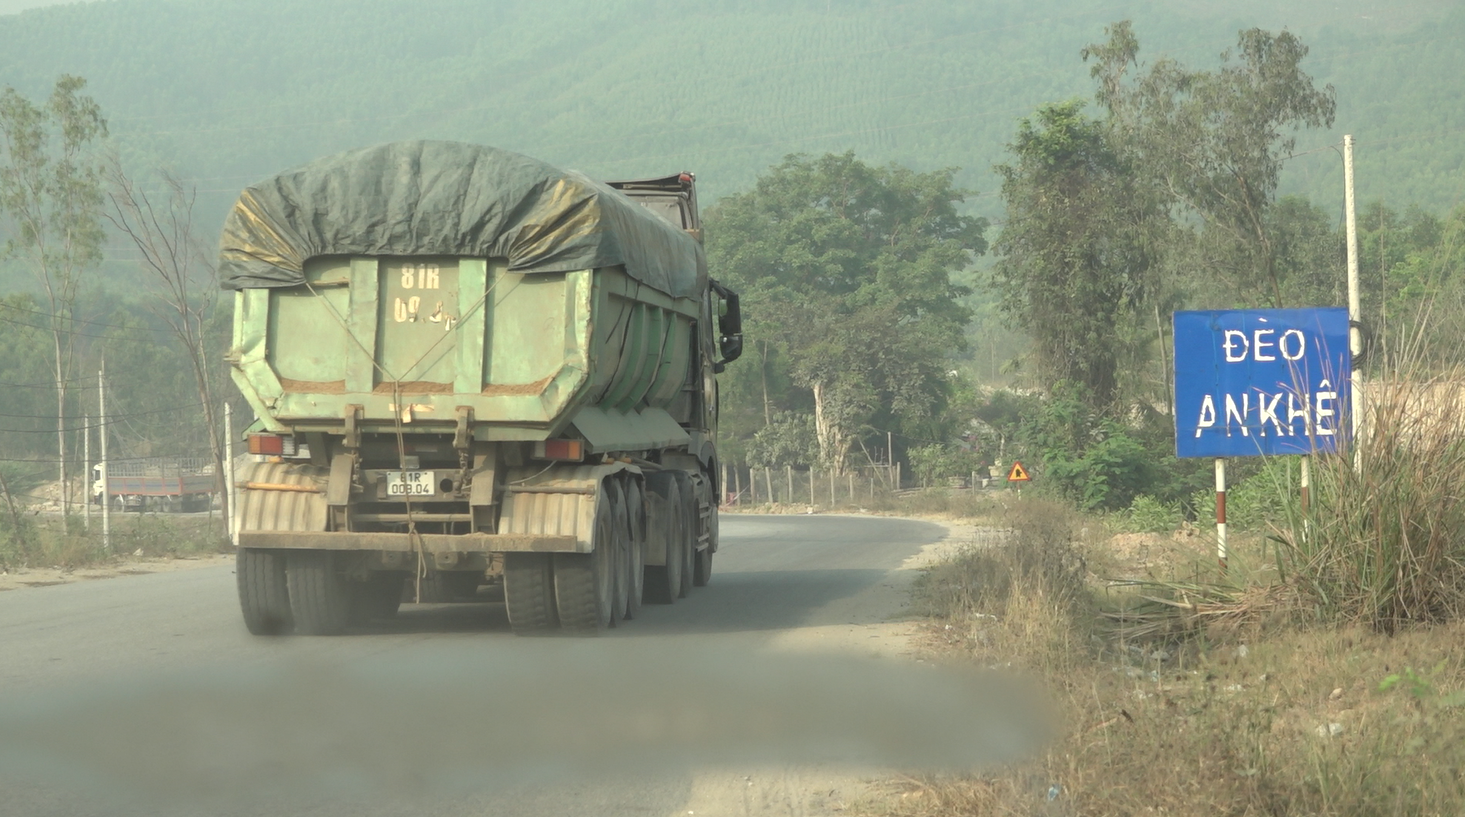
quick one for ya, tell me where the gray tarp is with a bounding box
[217,141,704,299]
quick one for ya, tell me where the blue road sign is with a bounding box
[1173,308,1351,458]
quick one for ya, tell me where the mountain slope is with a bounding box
[0,0,1458,229]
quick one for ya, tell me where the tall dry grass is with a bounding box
[1279,369,1465,630]
[915,498,1091,676]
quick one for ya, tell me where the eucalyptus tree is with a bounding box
[706,151,986,471]
[0,76,108,521]
[1084,22,1337,308]
[104,157,230,530]
[991,100,1159,411]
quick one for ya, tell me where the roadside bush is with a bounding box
[907,442,985,486]
[0,511,224,570]
[1119,494,1182,533]
[0,463,42,569]
[0,507,34,568]
[1188,457,1293,531]
[112,512,223,557]
[745,411,817,468]
[1017,382,1166,511]
[1044,425,1158,511]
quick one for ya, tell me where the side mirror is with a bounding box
[710,279,743,369]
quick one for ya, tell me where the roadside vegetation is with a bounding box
[0,507,227,574]
[723,480,1000,525]
[890,480,1465,816]
[876,287,1465,813]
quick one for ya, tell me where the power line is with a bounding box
[0,313,171,342]
[0,303,173,334]
[0,379,102,390]
[1289,126,1465,165]
[0,400,210,431]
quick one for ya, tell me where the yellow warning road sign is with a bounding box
[1006,461,1031,482]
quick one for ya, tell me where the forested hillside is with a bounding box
[0,0,1460,501]
[0,0,1459,235]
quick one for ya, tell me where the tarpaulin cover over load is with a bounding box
[217,141,705,299]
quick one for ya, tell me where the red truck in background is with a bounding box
[93,457,218,512]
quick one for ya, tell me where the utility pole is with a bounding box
[1344,134,1363,472]
[887,431,894,488]
[98,362,110,550]
[83,413,90,531]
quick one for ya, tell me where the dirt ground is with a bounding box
[0,552,234,592]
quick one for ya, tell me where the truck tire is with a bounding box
[643,475,682,605]
[622,479,645,620]
[694,480,715,587]
[237,548,293,636]
[608,482,629,627]
[553,482,617,634]
[286,551,352,635]
[349,571,406,623]
[676,474,695,599]
[707,488,719,553]
[505,552,558,634]
[691,474,714,588]
[693,547,713,587]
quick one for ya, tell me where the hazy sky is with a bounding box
[0,0,92,15]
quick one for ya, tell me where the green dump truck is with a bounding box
[222,141,742,636]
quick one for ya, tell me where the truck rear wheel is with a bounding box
[675,474,695,599]
[286,551,352,635]
[553,482,618,634]
[692,476,715,587]
[237,548,293,636]
[505,553,558,634]
[643,475,683,605]
[622,479,645,619]
[608,482,629,627]
[693,547,713,587]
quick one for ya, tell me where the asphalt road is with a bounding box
[0,514,977,817]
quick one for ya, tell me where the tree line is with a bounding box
[0,76,233,531]
[2,21,1461,531]
[708,22,1465,512]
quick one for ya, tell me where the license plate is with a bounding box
[386,471,436,496]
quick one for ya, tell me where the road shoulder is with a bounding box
[0,552,234,592]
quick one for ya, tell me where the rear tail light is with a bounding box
[533,439,584,461]
[248,434,297,456]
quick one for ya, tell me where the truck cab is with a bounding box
[606,172,703,240]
